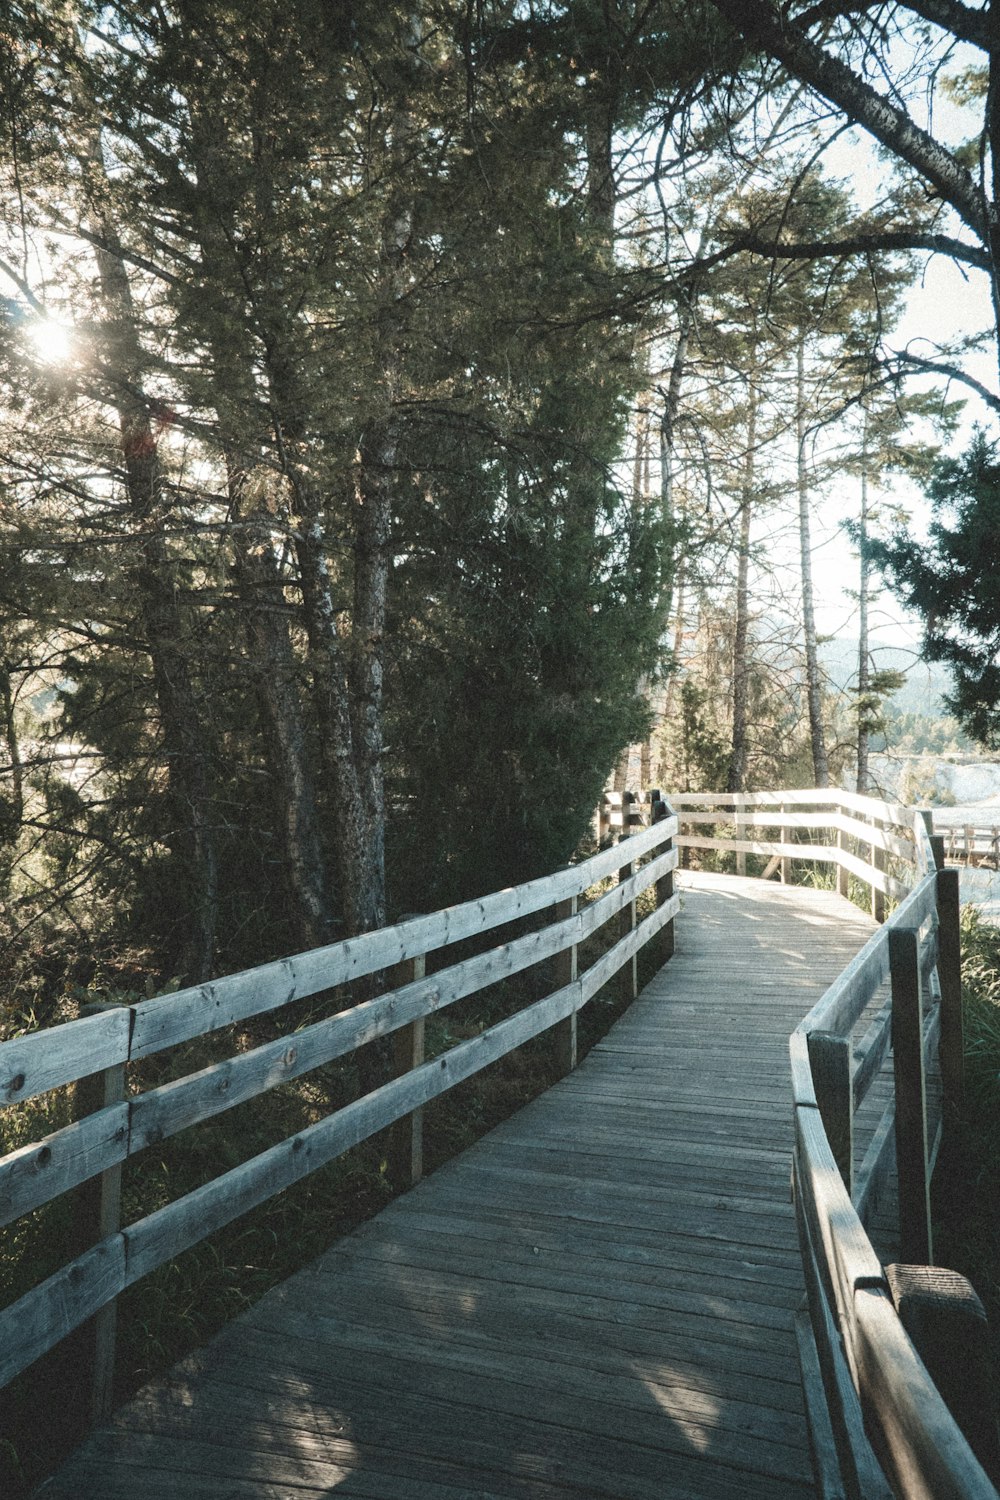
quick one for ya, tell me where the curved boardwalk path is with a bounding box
[40,872,878,1500]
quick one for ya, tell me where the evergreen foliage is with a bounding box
[871,432,1000,748]
[0,0,674,1000]
[0,0,986,1004]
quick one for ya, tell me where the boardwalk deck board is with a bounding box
[38,871,880,1500]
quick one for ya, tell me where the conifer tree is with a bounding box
[0,0,679,980]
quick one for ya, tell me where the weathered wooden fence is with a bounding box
[0,807,678,1425]
[609,787,996,1500]
[665,786,932,920]
[8,781,999,1498]
[939,823,1000,868]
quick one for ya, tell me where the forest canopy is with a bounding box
[0,0,993,1008]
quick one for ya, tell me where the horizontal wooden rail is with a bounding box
[0,806,678,1405]
[615,787,993,1495]
[639,787,936,923]
[938,824,1000,867]
[786,816,994,1496]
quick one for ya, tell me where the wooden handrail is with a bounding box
[632,787,941,920]
[7,784,993,1494]
[616,787,994,1496]
[938,823,1000,867]
[0,808,678,1410]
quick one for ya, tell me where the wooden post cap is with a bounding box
[886,1263,999,1481]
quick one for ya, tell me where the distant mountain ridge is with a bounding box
[820,638,954,719]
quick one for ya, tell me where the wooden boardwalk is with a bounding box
[40,871,879,1500]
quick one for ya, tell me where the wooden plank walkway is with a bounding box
[39,871,878,1500]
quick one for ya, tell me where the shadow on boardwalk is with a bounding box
[38,871,877,1500]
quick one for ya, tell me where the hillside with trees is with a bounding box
[0,0,995,1016]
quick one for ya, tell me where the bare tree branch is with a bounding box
[706,0,987,240]
[732,229,990,272]
[892,347,1000,412]
[892,0,989,51]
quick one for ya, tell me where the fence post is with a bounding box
[885,1263,999,1479]
[871,818,886,923]
[806,1030,853,1194]
[620,849,638,1001]
[553,894,578,1076]
[602,791,623,844]
[653,798,675,964]
[936,866,964,1119]
[889,926,933,1264]
[735,792,747,877]
[780,801,791,884]
[836,801,849,898]
[73,1001,127,1425]
[390,951,426,1188]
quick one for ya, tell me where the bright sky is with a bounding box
[804,112,998,653]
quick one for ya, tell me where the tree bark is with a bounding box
[183,99,334,950]
[797,336,829,788]
[0,660,24,894]
[287,456,384,938]
[856,417,872,794]
[662,562,686,728]
[987,1,1000,356]
[350,422,392,933]
[71,95,218,982]
[338,31,427,935]
[659,303,694,628]
[226,458,334,951]
[728,399,756,794]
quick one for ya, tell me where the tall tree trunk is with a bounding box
[728,401,756,794]
[0,662,23,828]
[989,16,1000,379]
[284,454,383,938]
[184,23,389,941]
[232,334,382,943]
[183,97,334,950]
[856,415,872,795]
[350,424,391,933]
[341,27,428,935]
[613,400,654,793]
[0,659,23,894]
[71,95,218,982]
[225,455,334,950]
[662,561,686,728]
[654,289,699,781]
[797,337,829,788]
[659,303,694,628]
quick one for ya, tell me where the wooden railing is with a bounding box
[940,823,1000,868]
[0,808,678,1423]
[665,787,934,919]
[631,786,996,1499]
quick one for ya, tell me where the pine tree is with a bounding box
[871,431,1000,747]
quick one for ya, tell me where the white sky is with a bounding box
[796,116,998,652]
